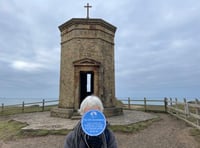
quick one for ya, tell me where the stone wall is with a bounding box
[52,18,122,118]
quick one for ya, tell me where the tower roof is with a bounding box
[59,18,117,33]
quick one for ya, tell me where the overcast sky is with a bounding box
[0,0,200,101]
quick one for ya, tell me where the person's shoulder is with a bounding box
[66,130,75,139]
[106,128,115,139]
[65,131,76,143]
[64,131,75,148]
[105,128,117,148]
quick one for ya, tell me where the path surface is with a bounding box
[0,113,199,148]
[6,110,157,130]
[116,113,199,148]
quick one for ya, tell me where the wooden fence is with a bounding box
[1,98,166,114]
[166,98,200,130]
[0,99,58,115]
[1,97,200,130]
[118,97,167,112]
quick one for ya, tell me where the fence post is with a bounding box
[195,99,200,126]
[169,98,172,112]
[42,99,45,111]
[164,98,168,112]
[184,98,189,118]
[144,97,147,112]
[175,98,178,115]
[170,98,172,106]
[22,101,25,113]
[1,103,4,113]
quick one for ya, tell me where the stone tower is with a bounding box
[51,18,122,118]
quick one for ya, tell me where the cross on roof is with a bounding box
[84,3,92,19]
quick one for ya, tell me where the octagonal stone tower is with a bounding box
[51,18,122,118]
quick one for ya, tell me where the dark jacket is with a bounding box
[64,122,117,148]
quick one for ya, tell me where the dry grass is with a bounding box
[0,120,27,140]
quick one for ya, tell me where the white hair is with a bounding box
[79,95,104,115]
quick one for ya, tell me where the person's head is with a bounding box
[79,95,104,115]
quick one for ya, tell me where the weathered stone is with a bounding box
[51,18,123,118]
[51,107,74,118]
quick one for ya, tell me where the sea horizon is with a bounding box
[0,97,198,106]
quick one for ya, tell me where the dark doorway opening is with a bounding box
[80,71,94,105]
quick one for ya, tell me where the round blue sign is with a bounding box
[81,110,106,136]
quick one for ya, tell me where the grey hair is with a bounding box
[79,95,104,115]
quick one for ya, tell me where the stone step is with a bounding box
[71,111,81,120]
[71,115,81,120]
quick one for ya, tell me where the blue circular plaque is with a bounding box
[81,110,106,136]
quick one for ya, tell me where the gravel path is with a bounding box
[0,113,199,148]
[116,113,199,148]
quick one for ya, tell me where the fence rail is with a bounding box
[166,98,200,130]
[0,99,58,115]
[0,97,167,115]
[1,97,200,130]
[118,97,167,112]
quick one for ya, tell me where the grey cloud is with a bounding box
[1,0,200,99]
